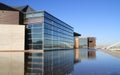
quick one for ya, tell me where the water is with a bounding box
[72,48,120,75]
[25,49,74,75]
[25,48,120,75]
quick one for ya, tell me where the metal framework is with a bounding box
[106,42,120,50]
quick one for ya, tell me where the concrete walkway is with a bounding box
[100,49,120,59]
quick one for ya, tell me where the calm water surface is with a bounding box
[72,49,120,75]
[25,48,120,75]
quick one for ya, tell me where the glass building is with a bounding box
[24,11,74,75]
[0,3,75,75]
[25,11,74,50]
[79,38,88,48]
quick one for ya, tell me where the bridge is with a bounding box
[105,42,120,50]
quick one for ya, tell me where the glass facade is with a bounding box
[79,38,88,48]
[44,12,74,50]
[25,12,44,50]
[25,11,74,50]
[25,11,74,75]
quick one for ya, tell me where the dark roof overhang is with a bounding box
[0,2,19,11]
[12,5,35,13]
[74,32,81,36]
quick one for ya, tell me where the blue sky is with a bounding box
[0,0,120,46]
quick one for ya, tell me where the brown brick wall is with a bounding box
[0,10,20,24]
[88,37,96,48]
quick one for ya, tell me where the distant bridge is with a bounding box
[106,42,120,50]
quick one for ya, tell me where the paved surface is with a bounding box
[100,49,120,59]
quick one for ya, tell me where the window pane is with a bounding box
[44,39,52,45]
[32,23,42,28]
[44,44,52,48]
[26,14,33,18]
[30,34,42,38]
[28,38,42,44]
[32,13,44,17]
[31,53,43,57]
[33,45,42,49]
[32,58,42,62]
[44,17,52,24]
[44,23,52,30]
[32,64,42,68]
[32,29,42,33]
[27,24,33,29]
[44,34,52,39]
[32,39,42,44]
[44,29,52,35]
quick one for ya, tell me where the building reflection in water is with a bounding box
[25,49,74,75]
[74,49,81,64]
[88,49,96,59]
[74,48,96,64]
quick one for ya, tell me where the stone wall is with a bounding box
[0,24,25,50]
[0,24,25,75]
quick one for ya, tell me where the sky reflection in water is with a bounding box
[72,48,120,75]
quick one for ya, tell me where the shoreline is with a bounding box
[100,49,120,59]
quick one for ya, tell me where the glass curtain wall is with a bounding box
[25,11,74,50]
[25,12,44,75]
[79,38,88,48]
[25,12,44,50]
[25,11,74,75]
[44,12,74,50]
